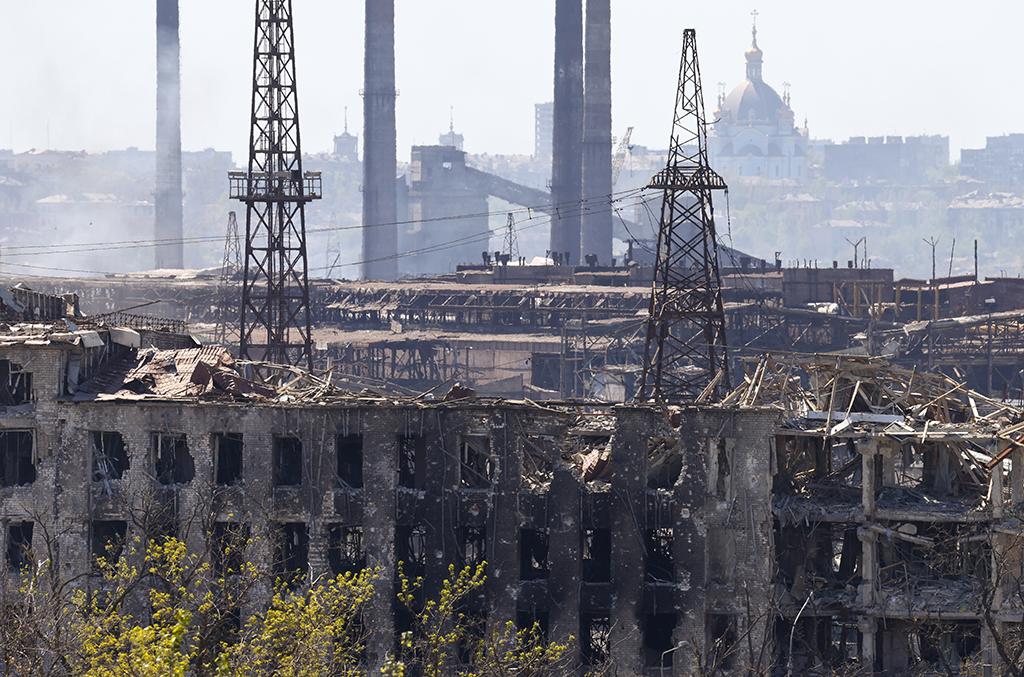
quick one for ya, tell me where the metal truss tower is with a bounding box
[637,29,730,403]
[213,211,242,346]
[229,0,320,369]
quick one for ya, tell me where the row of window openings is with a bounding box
[11,521,672,668]
[518,527,672,583]
[89,432,494,489]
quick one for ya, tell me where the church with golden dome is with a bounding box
[708,19,810,182]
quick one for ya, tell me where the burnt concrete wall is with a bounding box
[0,359,778,675]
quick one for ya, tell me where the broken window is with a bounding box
[328,525,365,576]
[460,436,493,488]
[143,506,178,545]
[707,438,734,499]
[398,434,426,489]
[582,528,611,582]
[645,528,674,583]
[154,433,194,485]
[643,613,678,667]
[214,433,243,486]
[516,610,549,640]
[519,528,549,581]
[6,522,32,571]
[211,522,248,577]
[273,522,308,589]
[274,436,303,486]
[530,353,560,391]
[457,611,487,665]
[92,431,128,483]
[0,360,31,406]
[648,437,681,488]
[707,614,738,671]
[580,612,610,666]
[396,525,427,579]
[92,520,127,571]
[460,526,486,570]
[337,434,363,488]
[0,431,34,487]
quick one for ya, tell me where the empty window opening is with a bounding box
[274,436,302,486]
[274,522,308,589]
[92,520,127,571]
[214,433,243,486]
[7,522,32,571]
[143,506,178,545]
[154,433,194,485]
[457,611,487,665]
[0,431,34,487]
[646,528,674,583]
[396,525,427,579]
[461,526,486,570]
[461,436,494,488]
[337,434,363,488]
[0,360,31,406]
[917,622,981,672]
[398,434,426,489]
[519,528,549,581]
[328,525,365,577]
[530,353,560,392]
[516,610,549,640]
[581,613,610,666]
[92,431,128,482]
[643,613,678,667]
[707,614,739,671]
[648,437,681,488]
[211,522,248,577]
[582,528,611,582]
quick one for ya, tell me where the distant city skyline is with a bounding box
[1,1,1018,165]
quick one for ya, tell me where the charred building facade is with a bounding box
[0,283,1020,674]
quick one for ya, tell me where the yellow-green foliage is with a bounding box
[385,562,574,677]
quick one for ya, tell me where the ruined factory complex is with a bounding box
[6,1,1024,676]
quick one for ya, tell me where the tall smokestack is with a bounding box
[362,0,398,281]
[550,0,584,266]
[155,0,183,270]
[581,0,612,265]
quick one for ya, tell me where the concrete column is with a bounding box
[991,453,1004,519]
[581,0,612,265]
[155,0,184,270]
[860,441,875,520]
[1011,448,1023,505]
[547,467,581,645]
[550,0,584,266]
[859,616,876,670]
[362,0,399,281]
[362,411,398,672]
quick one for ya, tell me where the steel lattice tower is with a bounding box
[637,29,730,403]
[213,211,242,346]
[229,0,320,370]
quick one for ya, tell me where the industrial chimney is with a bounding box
[581,0,612,265]
[362,0,398,281]
[155,0,183,270]
[550,0,584,266]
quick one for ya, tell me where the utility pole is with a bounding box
[923,236,940,281]
[229,0,320,369]
[637,29,730,403]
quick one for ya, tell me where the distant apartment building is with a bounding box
[824,135,949,184]
[534,102,553,161]
[960,134,1024,187]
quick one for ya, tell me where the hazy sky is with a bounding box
[1,1,1019,164]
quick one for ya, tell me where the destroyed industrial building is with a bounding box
[2,282,1024,674]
